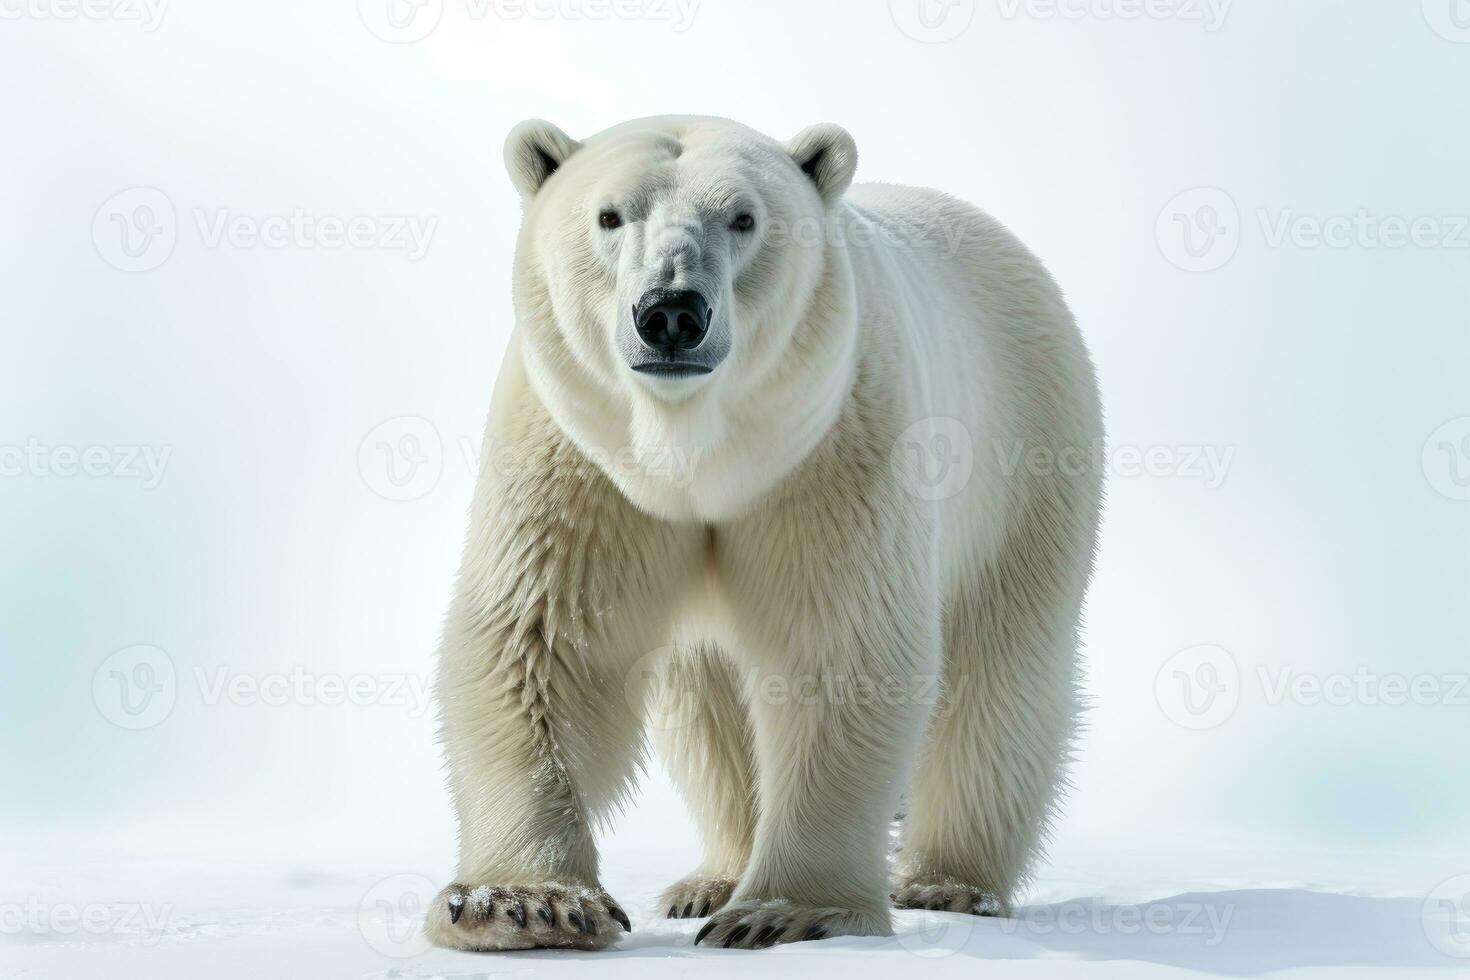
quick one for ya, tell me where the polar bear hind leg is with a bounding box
[894,477,1099,916]
[649,643,758,919]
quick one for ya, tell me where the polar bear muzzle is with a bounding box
[627,286,723,378]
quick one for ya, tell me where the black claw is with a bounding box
[567,909,588,934]
[538,904,553,924]
[682,901,694,918]
[801,925,827,942]
[752,924,780,948]
[697,900,710,917]
[694,919,718,945]
[723,924,751,948]
[447,894,464,925]
[609,905,631,933]
[508,901,527,928]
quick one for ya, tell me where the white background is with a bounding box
[2,0,1468,975]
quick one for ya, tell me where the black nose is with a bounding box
[634,289,711,353]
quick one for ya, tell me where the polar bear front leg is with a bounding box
[692,625,937,948]
[427,425,703,952]
[429,607,643,952]
[698,485,940,949]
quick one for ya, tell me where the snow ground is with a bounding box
[4,843,1465,979]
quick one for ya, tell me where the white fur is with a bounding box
[428,116,1103,951]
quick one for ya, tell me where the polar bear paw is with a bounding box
[891,879,1009,917]
[425,881,630,951]
[692,899,888,949]
[660,873,738,919]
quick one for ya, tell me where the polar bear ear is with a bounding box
[786,124,858,206]
[504,119,582,198]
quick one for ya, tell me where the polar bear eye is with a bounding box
[731,213,755,233]
[598,209,623,230]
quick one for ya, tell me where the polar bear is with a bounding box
[426,116,1102,951]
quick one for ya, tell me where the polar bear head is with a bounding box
[504,116,861,522]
